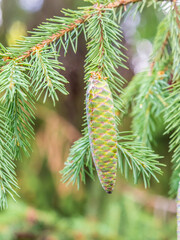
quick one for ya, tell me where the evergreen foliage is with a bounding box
[122,1,180,197]
[0,0,179,211]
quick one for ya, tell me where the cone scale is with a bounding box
[86,72,118,193]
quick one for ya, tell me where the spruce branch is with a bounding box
[0,0,177,207]
[85,8,127,113]
[61,132,94,188]
[29,47,68,105]
[0,106,18,209]
[120,72,145,119]
[164,2,180,196]
[169,1,180,81]
[0,60,35,160]
[132,71,170,147]
[1,0,169,64]
[122,11,172,146]
[62,1,165,191]
[117,133,163,188]
[120,2,180,198]
[150,30,170,71]
[165,82,180,193]
[120,11,172,120]
[62,128,163,189]
[3,15,88,62]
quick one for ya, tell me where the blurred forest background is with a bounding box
[0,0,177,239]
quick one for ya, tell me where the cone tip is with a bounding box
[106,190,113,194]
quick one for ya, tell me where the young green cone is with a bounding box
[86,72,118,193]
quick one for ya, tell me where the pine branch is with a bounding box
[29,47,68,105]
[62,130,163,189]
[121,11,172,121]
[62,1,165,191]
[0,0,177,207]
[61,132,94,188]
[117,133,163,188]
[120,72,145,119]
[3,15,88,62]
[132,70,170,147]
[122,11,172,146]
[0,106,18,209]
[169,1,180,81]
[164,3,180,196]
[85,8,127,113]
[1,0,170,64]
[0,60,35,160]
[150,22,170,71]
[165,82,180,192]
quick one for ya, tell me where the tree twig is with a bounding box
[3,0,168,62]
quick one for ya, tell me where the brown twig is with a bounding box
[2,0,144,63]
[2,0,174,63]
[19,17,89,61]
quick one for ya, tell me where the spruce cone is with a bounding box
[86,72,118,193]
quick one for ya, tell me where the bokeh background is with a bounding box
[0,0,177,239]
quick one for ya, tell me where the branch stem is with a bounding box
[4,0,165,62]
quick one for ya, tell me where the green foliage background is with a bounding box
[0,0,177,239]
